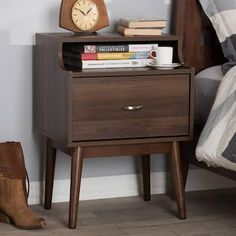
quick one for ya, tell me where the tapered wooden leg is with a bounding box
[69,146,83,229]
[169,158,176,200]
[141,154,151,201]
[171,141,186,219]
[44,138,57,209]
[181,156,189,191]
[179,143,190,190]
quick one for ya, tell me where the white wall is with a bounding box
[0,0,235,202]
[0,0,172,182]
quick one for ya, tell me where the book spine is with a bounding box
[119,18,167,28]
[82,59,152,69]
[81,53,98,60]
[128,44,158,52]
[83,44,158,53]
[81,52,151,60]
[117,25,162,36]
[84,45,129,53]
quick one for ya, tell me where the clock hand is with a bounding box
[79,9,86,16]
[86,8,92,14]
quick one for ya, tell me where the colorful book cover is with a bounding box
[81,52,151,60]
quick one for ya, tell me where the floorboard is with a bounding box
[1,189,236,236]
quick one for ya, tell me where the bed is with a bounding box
[174,0,236,182]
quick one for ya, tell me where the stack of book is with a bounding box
[63,43,158,69]
[117,19,167,36]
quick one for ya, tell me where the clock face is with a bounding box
[71,0,99,31]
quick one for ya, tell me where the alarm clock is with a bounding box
[59,0,109,33]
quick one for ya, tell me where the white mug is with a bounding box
[153,47,173,65]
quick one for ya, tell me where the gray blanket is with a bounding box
[199,0,236,74]
[196,66,236,171]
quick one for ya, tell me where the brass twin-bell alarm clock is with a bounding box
[60,0,109,33]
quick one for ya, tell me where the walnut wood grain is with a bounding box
[34,33,194,228]
[174,0,225,73]
[72,75,190,141]
[69,147,83,229]
[141,154,151,201]
[171,141,186,219]
[44,138,57,210]
[82,142,173,158]
[34,33,193,147]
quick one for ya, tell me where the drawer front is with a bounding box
[71,75,190,141]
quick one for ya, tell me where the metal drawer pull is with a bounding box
[122,105,143,111]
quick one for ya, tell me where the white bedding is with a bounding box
[196,66,236,171]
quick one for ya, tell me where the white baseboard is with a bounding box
[28,169,236,205]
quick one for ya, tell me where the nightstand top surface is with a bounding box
[36,32,181,43]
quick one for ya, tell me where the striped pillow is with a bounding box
[199,0,236,74]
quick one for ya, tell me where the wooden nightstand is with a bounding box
[34,33,194,229]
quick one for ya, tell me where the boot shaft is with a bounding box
[0,142,27,180]
[0,143,45,229]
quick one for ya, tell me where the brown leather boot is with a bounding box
[0,142,45,229]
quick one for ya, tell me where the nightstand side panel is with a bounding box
[34,35,70,143]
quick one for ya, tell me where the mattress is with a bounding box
[195,65,223,127]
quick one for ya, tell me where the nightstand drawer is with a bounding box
[71,75,190,141]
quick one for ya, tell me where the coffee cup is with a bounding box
[153,47,173,65]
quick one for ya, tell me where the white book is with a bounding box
[82,59,152,69]
[83,44,158,53]
[128,44,158,52]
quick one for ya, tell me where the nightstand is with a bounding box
[34,33,194,229]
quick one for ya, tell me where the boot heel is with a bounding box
[0,210,11,224]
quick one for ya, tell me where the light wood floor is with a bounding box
[1,189,236,236]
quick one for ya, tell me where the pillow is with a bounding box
[199,0,236,74]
